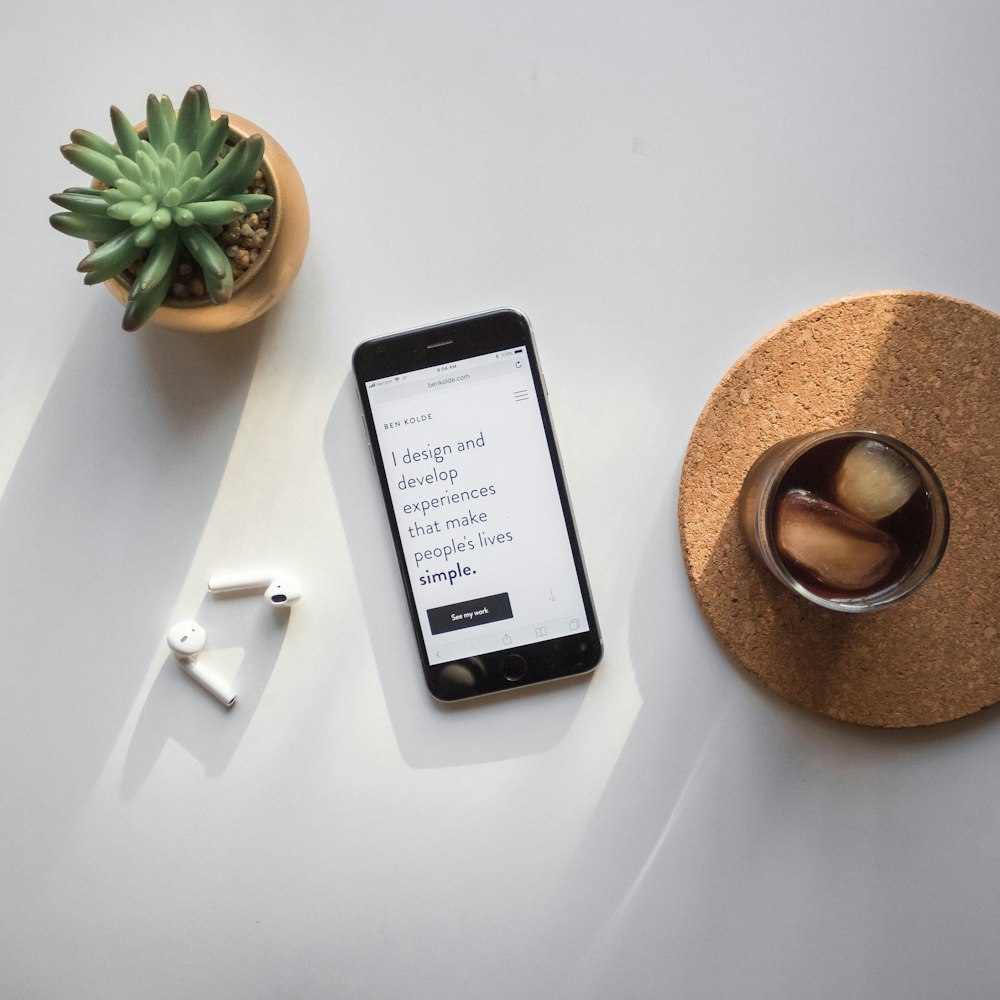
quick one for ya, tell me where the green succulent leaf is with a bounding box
[50,211,129,242]
[82,249,140,285]
[129,201,157,227]
[106,199,146,221]
[99,187,130,206]
[180,223,234,304]
[146,93,177,150]
[201,135,264,199]
[82,268,118,286]
[135,149,160,187]
[229,193,274,213]
[196,114,230,168]
[70,129,120,160]
[77,227,139,274]
[179,223,228,278]
[132,226,180,296]
[162,142,183,170]
[158,157,178,190]
[134,220,160,248]
[49,190,112,216]
[114,154,143,186]
[206,273,232,305]
[61,144,121,187]
[192,85,212,138]
[113,177,146,201]
[177,176,207,203]
[137,139,160,162]
[203,259,234,305]
[122,264,174,331]
[110,106,141,160]
[174,86,203,154]
[182,200,247,226]
[178,150,203,184]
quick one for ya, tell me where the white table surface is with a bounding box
[3,3,1000,998]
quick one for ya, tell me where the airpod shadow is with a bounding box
[323,372,589,769]
[0,306,267,889]
[121,594,289,800]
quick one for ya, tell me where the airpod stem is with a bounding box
[180,662,236,708]
[208,571,274,594]
[166,620,235,708]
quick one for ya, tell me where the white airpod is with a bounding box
[165,568,298,708]
[207,571,302,606]
[166,619,206,660]
[166,619,235,708]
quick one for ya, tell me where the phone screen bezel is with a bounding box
[352,309,602,701]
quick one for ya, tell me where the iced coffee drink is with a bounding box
[739,430,949,611]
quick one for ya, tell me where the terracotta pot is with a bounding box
[101,111,309,333]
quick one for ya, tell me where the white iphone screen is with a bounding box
[364,348,590,665]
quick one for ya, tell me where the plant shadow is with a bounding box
[0,302,266,887]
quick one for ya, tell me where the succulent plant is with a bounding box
[49,85,273,331]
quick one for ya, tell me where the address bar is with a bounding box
[369,357,523,404]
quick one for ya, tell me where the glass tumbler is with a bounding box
[738,429,949,612]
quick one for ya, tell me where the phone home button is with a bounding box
[501,654,528,682]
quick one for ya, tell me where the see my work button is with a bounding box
[427,593,513,635]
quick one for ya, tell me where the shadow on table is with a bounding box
[323,373,590,769]
[543,294,1000,995]
[120,593,288,799]
[0,303,268,889]
[534,465,1000,997]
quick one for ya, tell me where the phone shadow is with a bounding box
[323,372,591,769]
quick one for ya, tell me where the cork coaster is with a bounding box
[678,291,1000,727]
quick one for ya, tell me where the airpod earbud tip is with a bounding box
[264,578,302,606]
[166,619,206,659]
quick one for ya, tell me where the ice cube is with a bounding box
[774,489,899,592]
[834,439,920,523]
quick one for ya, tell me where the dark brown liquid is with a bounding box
[772,437,933,599]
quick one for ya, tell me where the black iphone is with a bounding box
[352,309,602,701]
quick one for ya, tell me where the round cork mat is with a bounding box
[678,291,1000,727]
